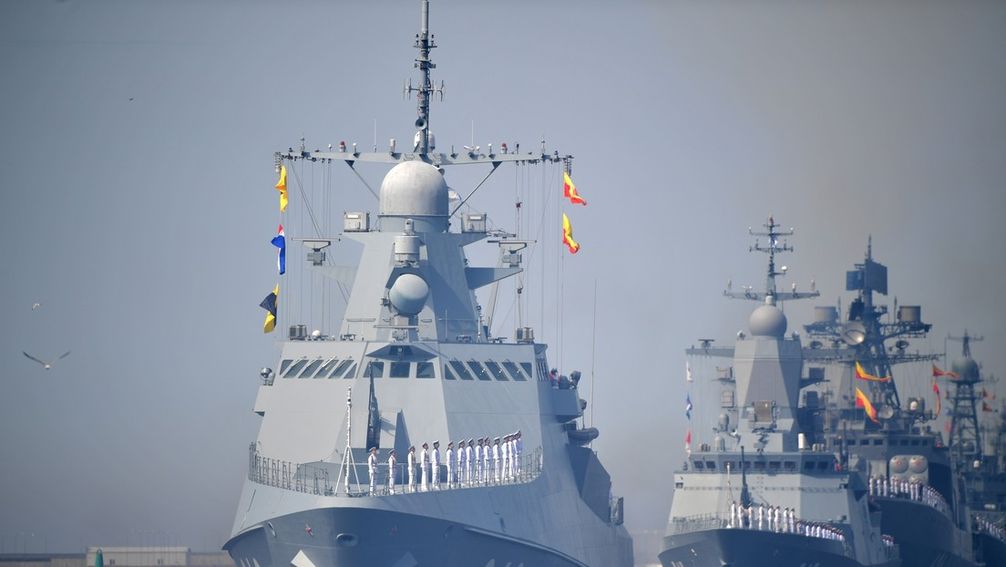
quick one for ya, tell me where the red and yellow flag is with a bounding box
[562,213,580,254]
[855,387,879,423]
[275,165,289,213]
[855,361,891,383]
[932,363,959,379]
[563,171,587,206]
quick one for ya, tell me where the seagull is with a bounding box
[32,302,41,310]
[23,351,71,370]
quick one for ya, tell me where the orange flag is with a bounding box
[932,363,959,379]
[562,213,580,254]
[563,172,587,205]
[855,361,891,383]
[275,165,289,212]
[855,387,879,423]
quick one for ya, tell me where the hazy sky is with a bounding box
[2,0,1005,560]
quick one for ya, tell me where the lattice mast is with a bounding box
[947,331,984,468]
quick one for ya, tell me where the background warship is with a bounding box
[223,2,632,566]
[660,218,899,567]
[798,242,980,567]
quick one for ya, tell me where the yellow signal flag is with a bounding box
[563,171,587,205]
[562,213,580,254]
[275,165,288,213]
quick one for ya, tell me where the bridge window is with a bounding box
[443,364,457,380]
[315,358,339,378]
[804,461,815,471]
[299,359,323,378]
[694,461,705,469]
[449,360,474,380]
[389,362,410,378]
[768,461,781,471]
[705,461,717,470]
[784,461,796,471]
[342,362,357,379]
[503,361,527,381]
[468,360,491,381]
[485,360,508,381]
[279,359,293,375]
[363,361,384,378]
[417,361,434,378]
[329,359,353,378]
[283,359,308,378]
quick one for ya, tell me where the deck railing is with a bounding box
[247,443,544,497]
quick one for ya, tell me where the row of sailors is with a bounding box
[974,515,1006,542]
[868,476,949,514]
[727,502,846,542]
[368,432,524,495]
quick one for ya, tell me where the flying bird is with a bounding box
[23,351,71,370]
[32,302,41,310]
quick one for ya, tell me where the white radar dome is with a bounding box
[379,161,449,218]
[749,304,787,337]
[389,273,430,316]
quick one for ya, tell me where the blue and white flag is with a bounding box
[271,224,286,275]
[686,393,693,420]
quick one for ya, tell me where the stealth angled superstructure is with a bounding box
[223,2,631,566]
[660,218,899,567]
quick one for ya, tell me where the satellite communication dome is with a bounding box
[890,455,909,474]
[749,303,787,337]
[379,161,449,218]
[952,357,980,381]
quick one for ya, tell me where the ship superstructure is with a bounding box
[799,242,979,567]
[945,332,1006,566]
[223,3,632,566]
[659,218,898,567]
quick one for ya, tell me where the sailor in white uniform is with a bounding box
[475,439,484,485]
[407,446,417,492]
[445,442,455,488]
[514,431,523,477]
[465,439,474,486]
[492,437,501,483]
[431,441,441,490]
[387,449,397,494]
[482,437,491,483]
[368,447,379,495]
[420,442,430,492]
[501,435,511,481]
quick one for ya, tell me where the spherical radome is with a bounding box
[379,161,448,217]
[749,304,787,337]
[389,273,429,316]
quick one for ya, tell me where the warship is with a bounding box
[799,241,980,567]
[944,331,1006,566]
[659,218,899,567]
[223,2,632,566]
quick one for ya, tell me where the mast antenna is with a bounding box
[405,0,445,155]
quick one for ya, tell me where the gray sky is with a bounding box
[2,0,1005,558]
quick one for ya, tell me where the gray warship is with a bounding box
[944,331,1006,566]
[223,2,632,566]
[799,242,980,567]
[659,218,899,567]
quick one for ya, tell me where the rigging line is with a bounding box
[288,161,324,238]
[345,163,380,201]
[590,279,597,435]
[449,162,500,218]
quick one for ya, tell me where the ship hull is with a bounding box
[874,498,978,567]
[974,533,1006,567]
[658,529,894,567]
[225,506,589,567]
